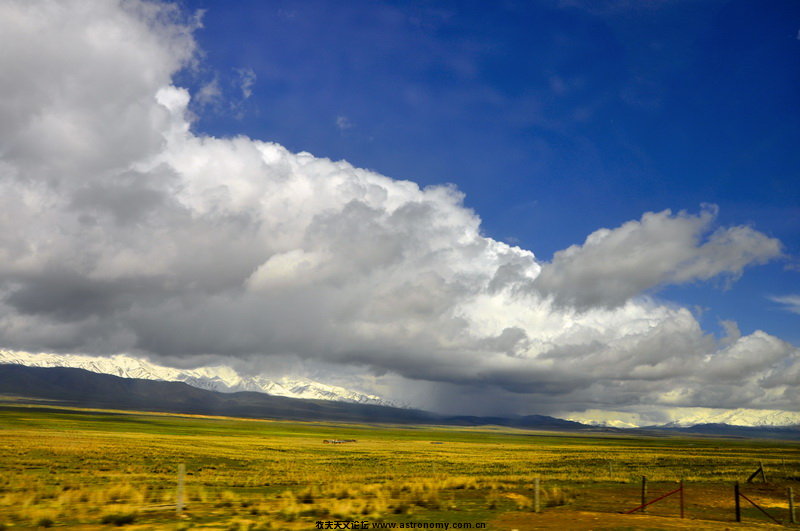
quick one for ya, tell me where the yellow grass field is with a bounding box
[0,400,798,530]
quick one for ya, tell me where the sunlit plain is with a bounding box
[0,401,798,529]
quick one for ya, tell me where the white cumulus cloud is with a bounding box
[534,207,782,309]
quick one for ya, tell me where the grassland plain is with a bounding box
[0,399,798,530]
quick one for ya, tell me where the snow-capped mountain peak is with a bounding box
[656,408,800,428]
[0,350,396,407]
[565,407,800,429]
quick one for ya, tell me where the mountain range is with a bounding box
[570,410,800,429]
[0,350,394,406]
[1,363,799,439]
[0,364,585,430]
[2,350,799,433]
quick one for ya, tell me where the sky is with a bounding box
[0,0,797,423]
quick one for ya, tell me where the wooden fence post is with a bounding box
[679,480,684,519]
[177,463,186,514]
[623,482,682,515]
[789,487,796,525]
[734,481,741,523]
[640,476,647,513]
[534,477,540,513]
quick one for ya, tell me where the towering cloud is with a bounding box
[0,0,796,416]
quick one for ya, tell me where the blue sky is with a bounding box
[177,0,799,344]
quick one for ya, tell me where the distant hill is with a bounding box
[0,364,581,430]
[642,422,800,440]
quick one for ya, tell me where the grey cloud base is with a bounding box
[0,0,796,417]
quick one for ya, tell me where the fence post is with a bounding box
[734,482,741,522]
[759,461,767,483]
[789,487,796,525]
[679,480,684,519]
[177,463,186,514]
[640,476,647,513]
[534,477,540,513]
